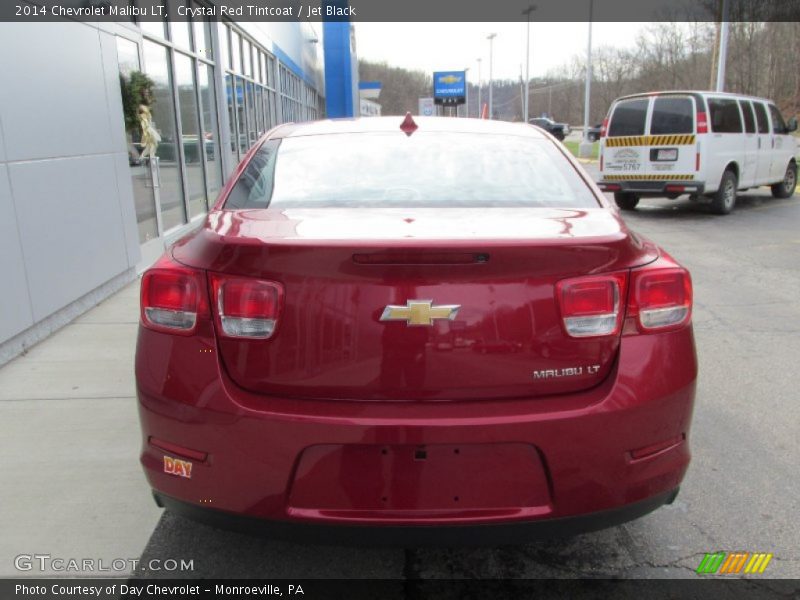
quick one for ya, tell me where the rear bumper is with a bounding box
[598,179,705,195]
[136,325,697,537]
[153,487,680,546]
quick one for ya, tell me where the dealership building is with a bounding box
[0,10,358,364]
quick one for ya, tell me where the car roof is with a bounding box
[614,90,774,103]
[269,116,548,139]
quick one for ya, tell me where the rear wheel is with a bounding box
[709,170,737,215]
[771,162,797,199]
[614,192,639,211]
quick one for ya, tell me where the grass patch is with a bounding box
[564,140,599,160]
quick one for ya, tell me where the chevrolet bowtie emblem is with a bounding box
[380,300,460,327]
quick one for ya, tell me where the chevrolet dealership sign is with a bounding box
[433,71,466,105]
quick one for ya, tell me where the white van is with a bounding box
[597,91,798,214]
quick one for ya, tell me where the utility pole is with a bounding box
[522,5,536,123]
[487,33,497,119]
[715,0,730,91]
[476,58,482,118]
[463,66,470,117]
[578,0,594,158]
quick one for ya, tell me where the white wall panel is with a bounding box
[0,22,113,162]
[9,155,130,321]
[0,165,35,340]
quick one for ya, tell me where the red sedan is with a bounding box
[136,115,697,544]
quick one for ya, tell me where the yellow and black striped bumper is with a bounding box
[604,134,696,147]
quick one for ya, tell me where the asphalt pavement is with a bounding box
[2,166,799,582]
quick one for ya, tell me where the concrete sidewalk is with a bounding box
[0,279,161,576]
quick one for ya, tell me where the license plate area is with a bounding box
[650,148,678,161]
[288,443,551,513]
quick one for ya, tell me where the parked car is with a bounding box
[529,117,570,141]
[137,115,697,545]
[586,123,603,142]
[597,91,798,214]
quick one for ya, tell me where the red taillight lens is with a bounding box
[556,273,626,338]
[600,117,609,138]
[210,275,283,339]
[628,265,692,332]
[140,256,208,334]
[696,111,708,134]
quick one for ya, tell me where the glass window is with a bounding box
[738,100,756,134]
[192,6,211,58]
[143,40,186,230]
[768,104,787,134]
[116,37,159,243]
[243,40,252,77]
[608,98,648,136]
[235,76,248,156]
[225,73,238,165]
[198,64,222,207]
[753,102,769,134]
[231,31,241,73]
[650,97,694,134]
[170,18,192,50]
[246,80,257,144]
[255,85,265,135]
[708,98,742,133]
[218,23,230,70]
[226,133,600,210]
[174,53,205,219]
[139,1,166,39]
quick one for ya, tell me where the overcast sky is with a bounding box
[354,22,648,82]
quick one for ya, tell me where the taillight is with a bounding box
[556,273,627,338]
[696,111,708,134]
[599,117,609,138]
[210,274,283,339]
[627,263,692,333]
[140,255,208,334]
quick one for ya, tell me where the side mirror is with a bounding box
[787,117,798,133]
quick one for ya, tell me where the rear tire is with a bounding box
[771,162,797,199]
[614,192,639,210]
[710,170,738,215]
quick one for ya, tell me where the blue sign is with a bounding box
[433,71,466,101]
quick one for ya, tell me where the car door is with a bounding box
[737,100,758,187]
[706,97,745,189]
[751,101,772,184]
[768,104,793,182]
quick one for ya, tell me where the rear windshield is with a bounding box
[225,132,599,210]
[608,98,648,136]
[650,97,694,134]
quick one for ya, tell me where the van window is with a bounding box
[753,102,769,134]
[738,100,756,134]
[608,99,648,136]
[768,105,788,134]
[708,98,742,133]
[650,97,694,134]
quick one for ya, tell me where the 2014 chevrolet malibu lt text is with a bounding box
[135,115,697,545]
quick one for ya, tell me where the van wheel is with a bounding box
[771,162,796,199]
[710,170,737,215]
[614,192,639,210]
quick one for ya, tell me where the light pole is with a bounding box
[463,67,470,118]
[578,0,594,158]
[487,33,497,119]
[522,5,536,123]
[476,58,482,118]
